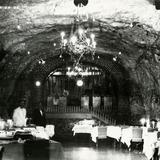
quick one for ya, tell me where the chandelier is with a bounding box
[59,0,96,65]
[60,28,96,62]
[66,64,102,77]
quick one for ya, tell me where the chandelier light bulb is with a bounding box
[77,67,82,72]
[113,57,117,61]
[84,70,88,76]
[86,38,90,45]
[59,13,96,66]
[74,72,77,76]
[61,31,65,39]
[90,33,95,40]
[92,41,96,48]
[71,71,74,76]
[75,65,78,70]
[70,36,77,44]
[68,73,72,77]
[78,28,84,35]
[79,44,84,50]
[63,39,68,46]
[42,60,45,64]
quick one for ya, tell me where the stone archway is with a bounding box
[21,53,133,124]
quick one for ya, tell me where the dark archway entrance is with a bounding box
[44,64,115,111]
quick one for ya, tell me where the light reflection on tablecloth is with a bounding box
[143,131,158,160]
[107,126,121,141]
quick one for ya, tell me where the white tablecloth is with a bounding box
[143,131,158,160]
[107,126,121,141]
[91,127,98,143]
[72,125,93,136]
[121,127,143,147]
[121,127,132,147]
[91,126,107,143]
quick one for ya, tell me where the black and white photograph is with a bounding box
[0,0,160,159]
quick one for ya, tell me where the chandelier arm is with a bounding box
[76,51,85,64]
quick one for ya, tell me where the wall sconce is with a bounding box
[76,79,83,87]
[140,118,146,126]
[35,81,41,87]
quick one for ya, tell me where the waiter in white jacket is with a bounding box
[12,99,27,127]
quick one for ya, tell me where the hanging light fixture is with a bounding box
[66,63,83,77]
[60,28,96,65]
[60,0,96,65]
[66,64,102,77]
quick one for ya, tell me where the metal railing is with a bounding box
[46,106,89,113]
[90,108,116,125]
[46,106,116,125]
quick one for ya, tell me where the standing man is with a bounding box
[32,102,46,127]
[12,98,27,127]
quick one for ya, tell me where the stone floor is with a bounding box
[63,144,147,160]
[60,135,148,160]
[1,135,150,160]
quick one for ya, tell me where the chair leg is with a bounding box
[0,146,4,160]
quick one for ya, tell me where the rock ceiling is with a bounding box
[0,0,160,97]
